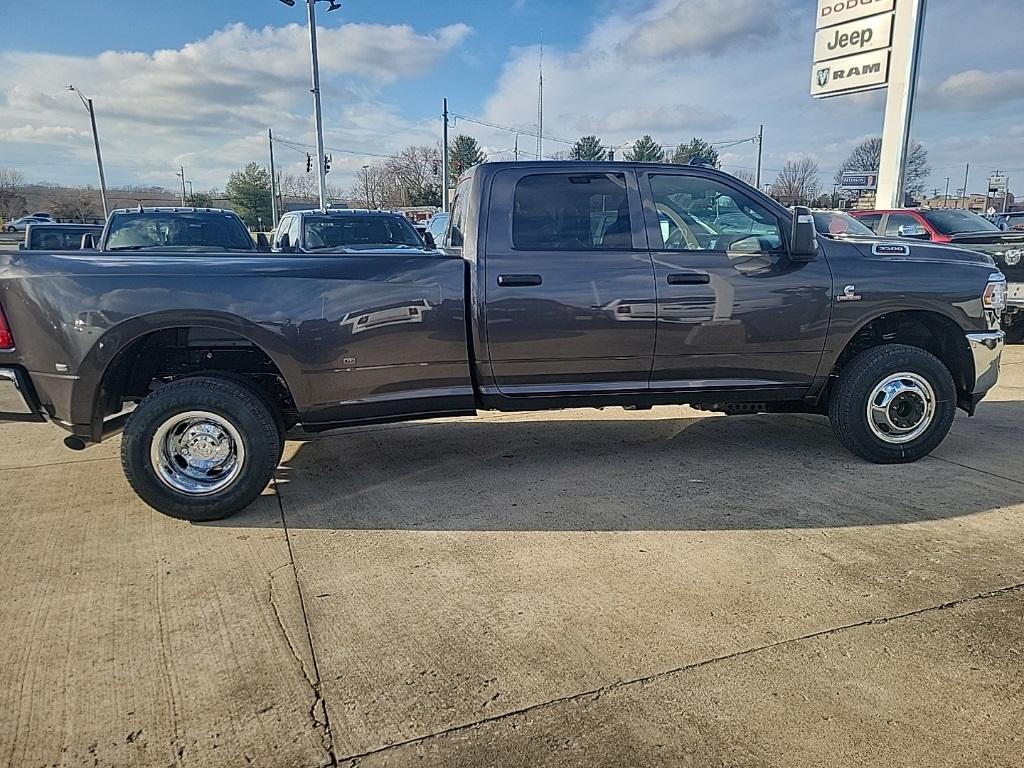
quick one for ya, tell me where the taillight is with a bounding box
[0,305,13,350]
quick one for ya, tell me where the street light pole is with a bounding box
[362,165,371,209]
[944,176,950,207]
[66,85,109,219]
[305,0,329,212]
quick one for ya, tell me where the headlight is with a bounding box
[983,273,1007,311]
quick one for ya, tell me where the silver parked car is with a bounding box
[4,216,51,233]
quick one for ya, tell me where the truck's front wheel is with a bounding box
[121,376,280,521]
[828,344,956,464]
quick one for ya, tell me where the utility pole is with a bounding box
[755,124,764,189]
[513,133,519,161]
[1004,176,1011,214]
[66,85,109,219]
[442,98,450,212]
[268,128,279,227]
[944,176,950,207]
[875,0,927,208]
[962,162,970,210]
[176,166,187,205]
[362,165,371,209]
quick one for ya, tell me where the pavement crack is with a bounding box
[272,477,338,767]
[335,580,1024,764]
[925,454,1024,487]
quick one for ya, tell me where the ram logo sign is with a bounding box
[811,48,889,98]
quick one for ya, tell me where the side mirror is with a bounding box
[80,233,97,250]
[896,224,930,240]
[423,231,436,250]
[255,232,270,251]
[790,206,818,261]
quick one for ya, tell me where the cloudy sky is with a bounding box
[1,0,1021,196]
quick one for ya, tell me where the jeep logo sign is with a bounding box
[813,12,893,63]
[811,48,890,97]
[816,0,895,29]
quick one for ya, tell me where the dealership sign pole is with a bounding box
[811,0,927,208]
[875,0,926,207]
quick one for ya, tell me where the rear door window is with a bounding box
[884,213,922,237]
[512,173,632,250]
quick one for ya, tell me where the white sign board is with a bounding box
[816,0,895,29]
[988,176,1007,193]
[814,13,893,62]
[811,48,890,98]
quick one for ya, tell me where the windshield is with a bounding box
[303,214,423,249]
[920,209,1001,235]
[812,211,875,238]
[106,212,254,251]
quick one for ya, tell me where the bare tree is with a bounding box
[771,158,822,206]
[47,187,102,222]
[385,145,442,206]
[348,163,400,209]
[730,169,757,186]
[0,168,27,220]
[835,137,930,199]
[279,172,319,201]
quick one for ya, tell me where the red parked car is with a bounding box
[851,207,1024,341]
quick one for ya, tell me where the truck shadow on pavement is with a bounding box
[219,400,1024,532]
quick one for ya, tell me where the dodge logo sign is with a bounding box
[817,68,830,87]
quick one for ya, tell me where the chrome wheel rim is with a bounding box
[866,373,936,444]
[150,410,245,495]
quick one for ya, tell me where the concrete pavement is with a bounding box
[1,348,1022,767]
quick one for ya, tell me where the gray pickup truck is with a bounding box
[0,163,1007,520]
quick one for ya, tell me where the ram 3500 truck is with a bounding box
[0,164,1007,520]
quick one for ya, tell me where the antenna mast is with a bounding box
[536,33,544,160]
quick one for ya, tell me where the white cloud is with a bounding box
[0,20,470,188]
[930,69,1024,109]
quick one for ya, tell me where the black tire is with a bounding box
[5,226,15,233]
[184,371,287,461]
[121,376,280,521]
[828,344,956,464]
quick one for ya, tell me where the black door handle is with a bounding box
[497,274,543,287]
[667,272,710,285]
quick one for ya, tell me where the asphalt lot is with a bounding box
[2,349,1023,768]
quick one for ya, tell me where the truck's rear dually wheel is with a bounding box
[828,344,956,464]
[121,376,280,521]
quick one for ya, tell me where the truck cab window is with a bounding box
[649,174,781,253]
[512,173,631,251]
[447,179,470,249]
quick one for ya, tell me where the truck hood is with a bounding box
[942,233,1024,279]
[846,238,996,268]
[946,231,1024,247]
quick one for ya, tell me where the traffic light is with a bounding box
[306,154,312,173]
[324,154,332,174]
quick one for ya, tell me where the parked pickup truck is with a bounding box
[0,163,1007,520]
[22,222,103,251]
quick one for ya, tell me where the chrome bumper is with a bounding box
[966,331,1004,395]
[0,367,45,422]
